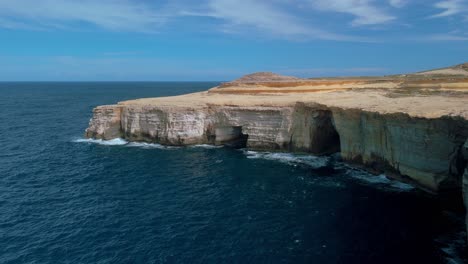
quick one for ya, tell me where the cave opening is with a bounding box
[310,110,341,155]
[214,125,248,149]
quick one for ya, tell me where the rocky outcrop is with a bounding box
[85,105,122,140]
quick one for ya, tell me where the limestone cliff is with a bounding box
[86,103,336,152]
[86,64,468,216]
[85,64,468,235]
[86,101,467,192]
[331,109,467,191]
[86,105,122,139]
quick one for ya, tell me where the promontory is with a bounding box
[85,63,468,236]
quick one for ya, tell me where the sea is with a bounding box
[0,82,466,263]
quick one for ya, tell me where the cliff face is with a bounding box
[85,102,467,192]
[85,105,122,140]
[86,103,338,152]
[463,140,468,239]
[332,109,467,191]
[120,105,209,145]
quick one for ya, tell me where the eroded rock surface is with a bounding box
[85,105,122,140]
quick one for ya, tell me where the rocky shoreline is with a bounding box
[85,65,468,239]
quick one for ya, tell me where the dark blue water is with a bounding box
[0,82,465,263]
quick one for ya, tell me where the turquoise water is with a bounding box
[0,82,465,263]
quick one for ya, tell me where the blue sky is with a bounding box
[0,0,467,81]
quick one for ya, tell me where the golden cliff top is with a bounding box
[119,63,468,119]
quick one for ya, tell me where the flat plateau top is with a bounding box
[118,66,468,120]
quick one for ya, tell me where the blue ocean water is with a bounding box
[0,82,465,263]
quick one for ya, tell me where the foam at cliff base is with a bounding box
[244,150,416,192]
[126,142,181,149]
[73,138,128,146]
[244,150,329,168]
[346,169,415,192]
[189,144,224,149]
[72,138,180,149]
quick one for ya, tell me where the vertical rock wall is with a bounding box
[462,140,468,240]
[85,103,467,192]
[331,109,467,192]
[120,105,211,145]
[85,105,123,140]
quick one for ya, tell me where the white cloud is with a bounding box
[310,0,395,26]
[206,0,310,36]
[425,33,468,41]
[0,0,167,32]
[183,0,368,41]
[0,0,372,41]
[430,0,468,18]
[389,0,407,8]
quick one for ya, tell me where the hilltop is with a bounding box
[231,72,301,83]
[412,62,468,77]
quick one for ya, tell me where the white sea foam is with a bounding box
[126,142,180,149]
[72,138,180,149]
[244,150,329,168]
[189,144,223,149]
[72,138,128,146]
[347,171,415,192]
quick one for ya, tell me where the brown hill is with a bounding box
[414,62,468,76]
[232,72,301,83]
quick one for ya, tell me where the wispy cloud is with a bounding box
[309,0,395,26]
[430,0,468,18]
[389,0,407,8]
[181,0,370,41]
[425,33,468,41]
[208,0,310,36]
[1,0,467,44]
[0,0,372,41]
[0,0,167,32]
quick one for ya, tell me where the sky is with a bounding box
[0,0,467,81]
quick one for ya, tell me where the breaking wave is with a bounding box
[243,150,415,192]
[72,138,128,146]
[243,150,330,168]
[189,144,224,149]
[126,142,181,149]
[72,138,180,149]
[346,169,415,192]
